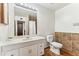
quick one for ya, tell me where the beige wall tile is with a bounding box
[55,32,79,55]
[71,33,79,41]
[72,50,79,56]
[73,41,79,50]
[62,41,72,51]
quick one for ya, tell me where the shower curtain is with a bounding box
[29,21,36,35]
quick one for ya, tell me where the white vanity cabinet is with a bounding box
[1,38,45,56]
[20,45,37,56]
[4,49,19,56]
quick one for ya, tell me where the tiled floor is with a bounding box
[44,47,72,56]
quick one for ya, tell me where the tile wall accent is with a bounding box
[54,32,79,56]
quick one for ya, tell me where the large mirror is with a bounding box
[14,3,37,36]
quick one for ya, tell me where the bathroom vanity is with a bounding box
[0,4,46,56]
[0,36,45,56]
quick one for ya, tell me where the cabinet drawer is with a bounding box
[4,49,19,56]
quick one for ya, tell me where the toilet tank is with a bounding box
[46,35,54,43]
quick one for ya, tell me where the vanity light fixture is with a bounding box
[15,3,37,12]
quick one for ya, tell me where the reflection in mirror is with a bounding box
[14,3,37,36]
[0,3,4,23]
[29,15,37,35]
[0,3,8,24]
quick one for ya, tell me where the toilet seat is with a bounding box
[50,42,63,48]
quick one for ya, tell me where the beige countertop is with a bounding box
[0,35,45,47]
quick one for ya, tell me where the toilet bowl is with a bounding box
[51,42,63,48]
[46,35,63,55]
[50,42,63,55]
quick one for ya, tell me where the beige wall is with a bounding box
[55,4,79,33]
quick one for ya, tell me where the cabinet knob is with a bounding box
[40,51,42,54]
[28,49,32,54]
[40,45,42,47]
[11,54,14,56]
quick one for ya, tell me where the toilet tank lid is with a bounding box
[46,35,53,42]
[47,35,53,37]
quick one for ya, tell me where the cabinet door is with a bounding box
[28,45,37,56]
[20,45,37,56]
[37,43,44,56]
[20,47,28,56]
[4,49,19,56]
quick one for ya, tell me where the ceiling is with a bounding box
[38,3,70,11]
[14,3,70,16]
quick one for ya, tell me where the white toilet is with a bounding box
[46,35,63,55]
